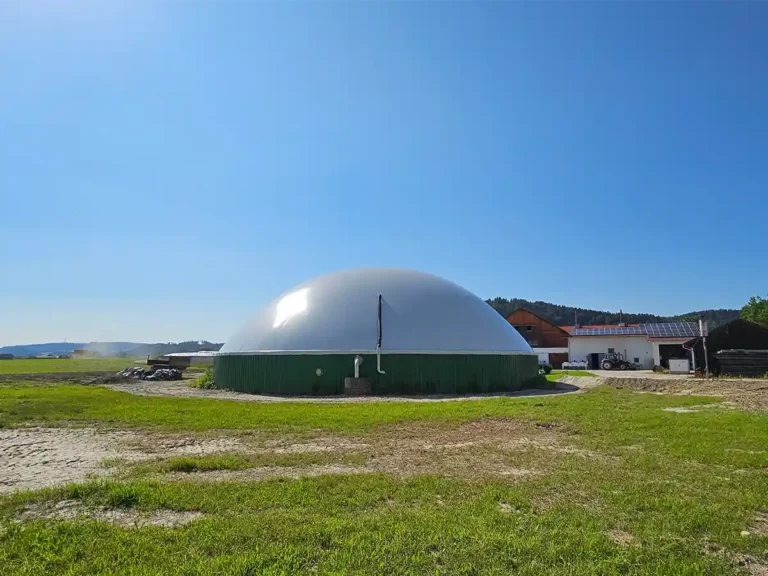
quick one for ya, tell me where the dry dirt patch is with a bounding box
[0,427,246,493]
[16,500,202,528]
[263,437,371,454]
[607,529,635,546]
[607,377,768,412]
[737,556,768,576]
[361,419,588,478]
[0,419,588,492]
[164,464,368,483]
[704,540,768,576]
[751,512,768,536]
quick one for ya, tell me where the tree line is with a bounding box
[486,297,740,328]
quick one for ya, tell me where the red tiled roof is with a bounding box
[559,324,640,334]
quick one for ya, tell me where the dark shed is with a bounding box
[685,319,768,374]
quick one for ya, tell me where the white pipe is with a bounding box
[354,355,363,379]
[377,348,385,374]
[683,340,697,373]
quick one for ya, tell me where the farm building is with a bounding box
[160,351,217,367]
[684,319,768,375]
[564,322,700,370]
[214,268,538,395]
[505,308,569,367]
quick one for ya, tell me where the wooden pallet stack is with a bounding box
[716,349,768,377]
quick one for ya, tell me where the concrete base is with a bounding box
[344,377,372,395]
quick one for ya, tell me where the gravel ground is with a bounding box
[588,369,693,379]
[105,378,586,402]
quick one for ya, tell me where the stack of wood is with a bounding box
[715,349,768,377]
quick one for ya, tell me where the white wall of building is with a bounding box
[568,336,654,369]
[532,347,568,365]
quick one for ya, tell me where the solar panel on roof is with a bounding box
[640,322,699,338]
[571,326,644,336]
[570,323,700,338]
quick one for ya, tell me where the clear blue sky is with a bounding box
[1,1,766,345]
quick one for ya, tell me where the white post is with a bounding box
[700,319,710,378]
[690,344,697,373]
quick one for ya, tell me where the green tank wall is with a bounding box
[213,353,539,395]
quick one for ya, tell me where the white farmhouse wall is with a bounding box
[568,336,654,369]
[533,348,568,365]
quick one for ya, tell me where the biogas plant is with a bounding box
[214,268,538,395]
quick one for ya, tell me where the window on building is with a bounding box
[608,348,615,354]
[634,358,640,363]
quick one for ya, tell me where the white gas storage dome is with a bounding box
[214,268,538,395]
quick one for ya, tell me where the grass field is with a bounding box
[547,369,596,381]
[0,358,141,375]
[0,376,766,574]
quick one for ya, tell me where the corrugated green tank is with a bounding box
[214,268,538,396]
[214,353,538,395]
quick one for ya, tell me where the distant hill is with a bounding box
[0,341,223,358]
[0,342,87,357]
[486,298,740,329]
[121,341,223,358]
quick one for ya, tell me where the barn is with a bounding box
[505,308,570,367]
[214,268,538,395]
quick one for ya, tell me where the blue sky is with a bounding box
[1,1,766,345]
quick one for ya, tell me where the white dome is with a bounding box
[220,268,533,354]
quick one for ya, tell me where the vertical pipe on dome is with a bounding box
[377,293,385,374]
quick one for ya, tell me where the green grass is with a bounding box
[156,454,252,473]
[128,452,368,475]
[0,384,767,574]
[0,358,141,375]
[548,369,597,380]
[1,460,766,574]
[0,382,709,433]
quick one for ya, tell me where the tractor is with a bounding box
[600,353,634,371]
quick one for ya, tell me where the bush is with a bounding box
[538,364,553,375]
[193,367,216,389]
